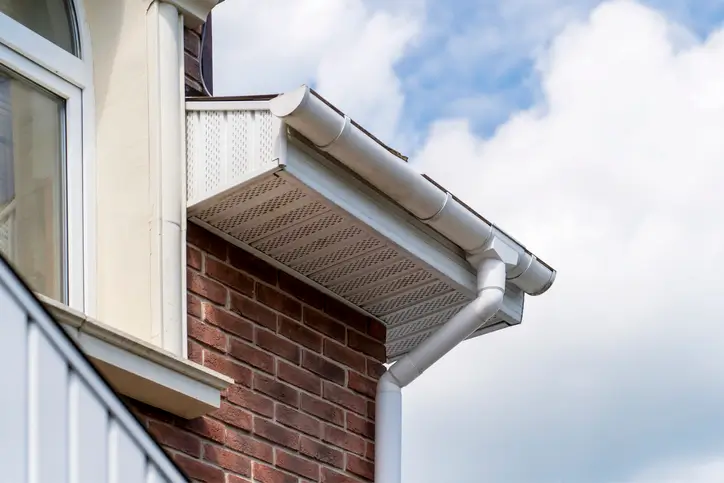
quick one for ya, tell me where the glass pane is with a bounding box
[0,0,77,54]
[0,68,65,301]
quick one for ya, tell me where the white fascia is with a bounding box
[160,0,219,28]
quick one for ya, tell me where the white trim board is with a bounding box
[42,295,233,419]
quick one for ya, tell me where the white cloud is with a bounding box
[212,0,422,142]
[408,1,724,481]
[625,456,724,483]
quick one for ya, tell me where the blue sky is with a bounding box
[213,1,724,481]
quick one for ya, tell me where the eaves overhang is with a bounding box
[185,91,555,361]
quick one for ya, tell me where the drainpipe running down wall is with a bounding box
[375,240,514,483]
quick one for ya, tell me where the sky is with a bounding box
[212,1,724,482]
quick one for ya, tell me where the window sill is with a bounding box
[39,295,233,419]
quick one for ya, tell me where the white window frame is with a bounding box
[0,5,94,314]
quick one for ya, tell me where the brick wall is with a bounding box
[130,222,386,483]
[184,14,213,96]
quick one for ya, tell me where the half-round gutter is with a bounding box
[269,85,556,296]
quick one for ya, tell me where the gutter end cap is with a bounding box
[270,85,310,118]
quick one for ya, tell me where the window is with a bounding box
[0,69,65,300]
[0,0,88,310]
[0,0,77,54]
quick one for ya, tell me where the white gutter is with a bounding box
[269,85,556,296]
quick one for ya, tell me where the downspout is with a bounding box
[148,1,185,356]
[376,241,514,483]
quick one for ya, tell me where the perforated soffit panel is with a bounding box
[186,107,524,360]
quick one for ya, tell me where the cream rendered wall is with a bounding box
[82,0,154,342]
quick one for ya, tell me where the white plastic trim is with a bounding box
[163,0,219,28]
[41,294,234,419]
[186,100,272,111]
[147,2,185,356]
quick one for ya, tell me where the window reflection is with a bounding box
[0,0,77,54]
[0,69,65,301]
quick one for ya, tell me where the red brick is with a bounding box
[348,371,376,399]
[212,400,252,431]
[324,297,368,335]
[323,424,366,456]
[174,453,225,482]
[253,417,300,451]
[252,462,297,483]
[367,401,375,421]
[323,339,365,373]
[188,316,228,352]
[229,338,275,374]
[188,269,227,305]
[278,316,322,352]
[366,358,385,380]
[255,328,300,364]
[276,404,321,438]
[204,444,251,476]
[188,223,227,260]
[226,429,274,463]
[278,271,326,310]
[187,245,202,270]
[128,400,177,425]
[256,283,302,320]
[148,421,201,457]
[278,361,322,395]
[276,449,320,480]
[365,441,375,460]
[230,293,277,330]
[304,307,346,342]
[203,303,254,341]
[346,453,374,481]
[184,26,201,57]
[181,416,226,444]
[227,474,252,483]
[205,257,255,296]
[188,339,203,364]
[204,350,252,387]
[300,393,344,426]
[367,317,386,343]
[346,412,374,440]
[226,385,274,418]
[302,351,345,386]
[188,293,202,317]
[185,52,200,82]
[254,373,299,407]
[228,245,278,285]
[348,330,385,362]
[323,382,366,416]
[299,435,344,468]
[320,467,358,483]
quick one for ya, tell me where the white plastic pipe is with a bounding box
[269,86,555,296]
[148,2,185,356]
[375,256,506,483]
